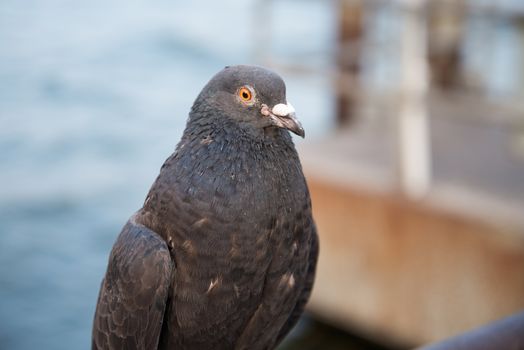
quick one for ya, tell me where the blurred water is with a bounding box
[0,1,334,349]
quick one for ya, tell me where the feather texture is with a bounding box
[92,65,318,350]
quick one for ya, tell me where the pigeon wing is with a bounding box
[235,218,319,350]
[275,227,319,345]
[92,216,173,350]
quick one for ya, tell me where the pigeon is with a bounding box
[92,65,319,350]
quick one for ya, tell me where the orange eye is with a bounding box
[238,87,253,102]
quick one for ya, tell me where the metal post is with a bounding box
[336,0,364,126]
[397,0,431,199]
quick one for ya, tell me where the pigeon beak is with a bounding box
[266,103,305,138]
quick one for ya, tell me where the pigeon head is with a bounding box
[192,65,305,138]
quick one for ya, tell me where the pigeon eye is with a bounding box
[238,87,253,102]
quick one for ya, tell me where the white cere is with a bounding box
[272,103,295,117]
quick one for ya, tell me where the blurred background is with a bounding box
[1,0,523,349]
